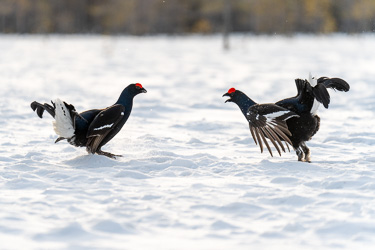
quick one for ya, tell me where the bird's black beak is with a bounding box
[223,92,231,103]
[141,88,147,93]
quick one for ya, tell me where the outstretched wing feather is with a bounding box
[262,126,283,155]
[258,127,273,157]
[249,125,258,145]
[270,120,292,136]
[273,125,293,147]
[284,140,290,152]
[246,104,296,156]
[268,121,292,152]
[254,127,264,153]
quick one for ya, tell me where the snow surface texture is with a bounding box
[1,34,375,249]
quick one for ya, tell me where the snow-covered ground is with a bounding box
[1,34,375,249]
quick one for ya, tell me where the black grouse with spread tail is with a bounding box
[31,83,147,158]
[223,75,350,162]
[275,75,350,162]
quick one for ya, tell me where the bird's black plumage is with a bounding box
[31,83,147,158]
[224,75,350,162]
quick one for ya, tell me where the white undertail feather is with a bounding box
[52,98,75,139]
[309,72,320,115]
[309,72,317,87]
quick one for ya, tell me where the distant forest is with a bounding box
[1,0,375,34]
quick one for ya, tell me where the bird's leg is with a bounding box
[301,142,311,163]
[96,149,122,159]
[296,147,305,162]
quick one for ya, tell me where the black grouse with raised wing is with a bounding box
[223,75,349,162]
[223,88,299,157]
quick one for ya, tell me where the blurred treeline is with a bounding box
[1,0,375,34]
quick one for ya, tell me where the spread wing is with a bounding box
[246,104,299,157]
[86,104,125,154]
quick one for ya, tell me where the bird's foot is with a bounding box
[296,145,312,163]
[304,154,311,163]
[96,150,122,159]
[301,143,311,163]
[296,148,306,162]
[297,156,311,163]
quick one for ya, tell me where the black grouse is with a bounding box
[275,75,350,162]
[223,88,300,157]
[223,75,350,162]
[31,83,147,158]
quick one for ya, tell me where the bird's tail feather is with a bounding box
[317,77,350,92]
[295,79,306,96]
[52,98,75,139]
[312,83,330,109]
[30,101,56,118]
[311,77,350,109]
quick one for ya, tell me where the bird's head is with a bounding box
[117,83,147,105]
[124,83,147,97]
[223,87,256,115]
[133,83,147,95]
[222,87,237,103]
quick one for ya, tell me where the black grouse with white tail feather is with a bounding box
[31,83,147,158]
[275,75,350,162]
[223,75,350,162]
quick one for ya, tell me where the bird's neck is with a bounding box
[115,89,134,108]
[235,92,256,116]
[115,90,135,122]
